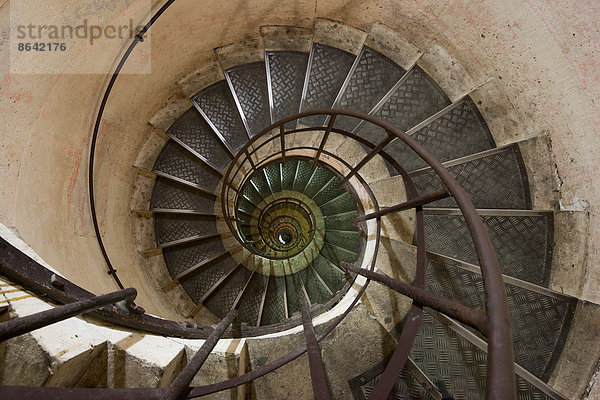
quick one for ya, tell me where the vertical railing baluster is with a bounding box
[280,124,286,166]
[339,133,394,186]
[298,281,331,400]
[312,114,337,164]
[165,309,238,400]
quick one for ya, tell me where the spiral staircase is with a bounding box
[0,12,591,400]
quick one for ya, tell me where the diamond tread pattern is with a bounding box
[263,163,282,193]
[292,160,315,192]
[301,43,356,126]
[236,274,268,325]
[181,256,237,304]
[153,141,220,190]
[385,98,495,174]
[269,52,309,124]
[357,66,450,144]
[411,147,530,209]
[424,213,552,286]
[411,311,560,399]
[261,275,287,325]
[155,214,217,245]
[166,107,231,171]
[150,179,215,212]
[427,259,575,379]
[312,177,346,206]
[312,254,346,294]
[162,236,225,278]
[324,211,357,232]
[304,167,334,198]
[334,47,406,132]
[281,160,298,190]
[204,266,251,318]
[304,267,331,305]
[361,366,438,400]
[192,81,248,153]
[320,192,356,217]
[227,62,271,137]
[325,230,360,253]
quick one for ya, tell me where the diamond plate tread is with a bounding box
[325,230,360,253]
[357,66,450,145]
[150,178,215,212]
[312,177,347,206]
[285,273,303,317]
[237,197,256,218]
[321,242,358,265]
[236,274,268,325]
[292,160,315,191]
[268,51,309,124]
[304,267,331,306]
[192,81,248,153]
[227,62,271,137]
[312,254,346,293]
[261,275,287,325]
[411,147,530,209]
[353,121,390,148]
[301,43,357,126]
[334,47,407,132]
[249,170,271,199]
[154,214,217,245]
[385,98,495,174]
[324,211,358,231]
[180,255,238,304]
[424,213,552,285]
[411,311,561,399]
[281,160,298,190]
[360,366,437,400]
[167,107,232,171]
[204,265,252,318]
[153,141,221,190]
[162,236,225,278]
[320,192,356,217]
[427,259,575,379]
[304,167,335,198]
[241,179,263,207]
[263,162,282,193]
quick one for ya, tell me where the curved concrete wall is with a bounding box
[1,0,599,320]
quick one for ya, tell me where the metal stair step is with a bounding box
[267,51,309,127]
[384,97,495,174]
[333,46,406,132]
[225,62,271,137]
[426,256,576,381]
[423,209,553,285]
[191,81,249,153]
[153,141,221,192]
[150,179,215,213]
[356,65,451,146]
[410,145,531,209]
[300,43,356,126]
[154,214,217,247]
[166,107,231,172]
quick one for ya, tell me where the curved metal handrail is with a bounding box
[220,109,516,399]
[54,0,513,393]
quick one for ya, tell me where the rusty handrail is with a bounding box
[220,109,516,399]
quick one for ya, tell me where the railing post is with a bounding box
[298,285,331,400]
[165,309,238,400]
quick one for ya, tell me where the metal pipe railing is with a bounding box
[0,288,137,342]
